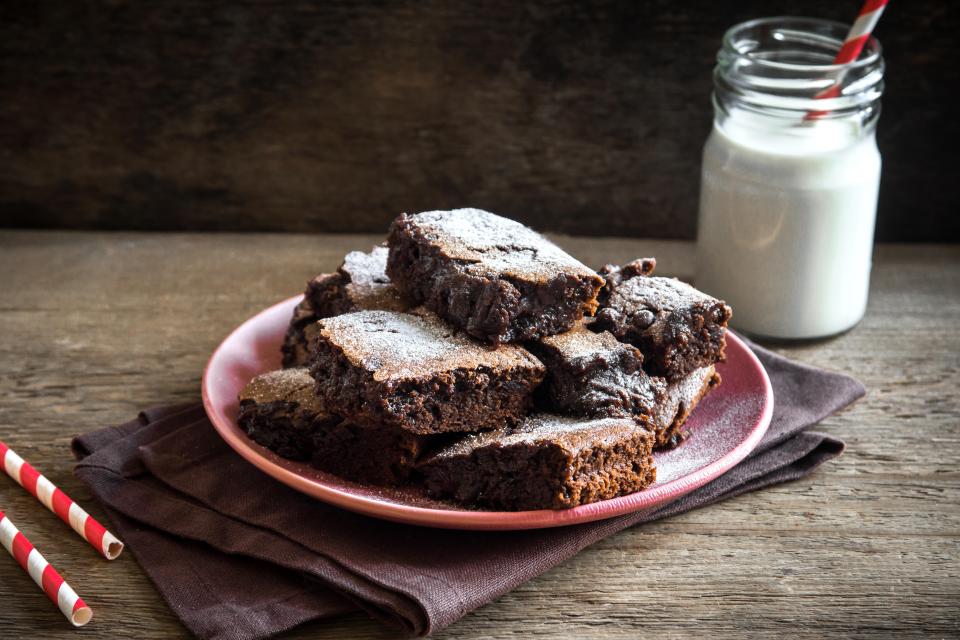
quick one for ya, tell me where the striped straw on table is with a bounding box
[807,0,889,117]
[0,440,123,560]
[0,509,93,626]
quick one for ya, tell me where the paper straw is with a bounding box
[806,0,889,118]
[0,509,93,626]
[0,440,123,560]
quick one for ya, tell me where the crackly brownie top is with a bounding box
[537,322,642,370]
[398,209,603,284]
[599,277,731,329]
[239,368,326,413]
[316,309,544,382]
[425,414,647,461]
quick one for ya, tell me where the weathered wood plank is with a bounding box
[0,231,957,638]
[1,1,958,241]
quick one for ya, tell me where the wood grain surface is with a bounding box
[0,230,957,639]
[1,1,958,242]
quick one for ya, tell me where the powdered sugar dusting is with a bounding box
[408,209,600,281]
[539,324,629,363]
[340,246,407,311]
[428,414,646,459]
[317,309,543,380]
[239,368,324,411]
[653,368,758,482]
[342,246,391,286]
[612,276,726,314]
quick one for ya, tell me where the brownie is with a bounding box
[310,309,546,435]
[281,246,408,368]
[418,414,656,511]
[593,273,732,380]
[386,209,605,344]
[238,368,340,461]
[238,368,435,484]
[650,365,722,448]
[529,322,667,427]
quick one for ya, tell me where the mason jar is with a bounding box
[695,17,885,339]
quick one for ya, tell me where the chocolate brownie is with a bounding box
[419,414,656,510]
[238,368,340,461]
[238,368,435,484]
[281,246,407,368]
[310,309,546,434]
[650,365,722,448]
[529,322,667,427]
[386,209,605,344]
[593,273,732,381]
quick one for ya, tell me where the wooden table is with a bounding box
[1,230,957,638]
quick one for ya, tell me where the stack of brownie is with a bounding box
[238,209,731,511]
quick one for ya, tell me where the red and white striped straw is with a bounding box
[807,0,889,117]
[0,441,123,560]
[0,509,93,626]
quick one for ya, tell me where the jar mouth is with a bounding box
[715,15,884,121]
[723,16,883,73]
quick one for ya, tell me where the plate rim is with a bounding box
[202,295,774,530]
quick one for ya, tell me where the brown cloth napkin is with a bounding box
[72,339,862,640]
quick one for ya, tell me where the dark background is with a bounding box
[0,1,956,241]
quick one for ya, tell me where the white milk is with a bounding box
[696,111,881,339]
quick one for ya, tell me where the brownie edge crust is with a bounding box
[386,209,605,344]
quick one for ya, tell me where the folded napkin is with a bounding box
[72,340,863,640]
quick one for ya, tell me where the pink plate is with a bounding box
[203,296,773,530]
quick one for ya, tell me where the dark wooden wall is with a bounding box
[0,1,956,241]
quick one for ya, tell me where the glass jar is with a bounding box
[696,17,885,339]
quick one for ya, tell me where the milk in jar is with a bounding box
[695,17,885,339]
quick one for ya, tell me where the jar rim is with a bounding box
[722,16,883,73]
